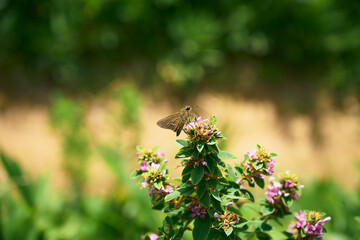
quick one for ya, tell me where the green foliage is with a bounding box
[1,0,360,100]
[0,88,162,239]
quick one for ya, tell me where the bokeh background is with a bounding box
[1,0,360,239]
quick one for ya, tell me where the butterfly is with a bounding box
[157,105,198,136]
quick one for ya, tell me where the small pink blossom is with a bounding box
[247,150,257,160]
[157,151,165,157]
[149,233,159,240]
[226,202,234,206]
[140,161,150,172]
[284,180,294,188]
[151,163,160,170]
[295,210,306,228]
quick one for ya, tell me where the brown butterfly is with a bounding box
[157,105,198,136]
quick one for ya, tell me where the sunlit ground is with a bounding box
[0,91,359,195]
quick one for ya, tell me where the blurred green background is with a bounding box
[1,0,360,239]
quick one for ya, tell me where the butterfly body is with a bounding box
[157,105,197,136]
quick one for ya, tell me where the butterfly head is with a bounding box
[185,106,191,111]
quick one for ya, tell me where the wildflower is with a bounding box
[149,233,159,240]
[184,116,221,142]
[247,150,257,160]
[265,173,302,213]
[157,151,165,158]
[289,210,331,239]
[140,161,150,172]
[240,146,277,186]
[295,210,306,228]
[214,202,240,231]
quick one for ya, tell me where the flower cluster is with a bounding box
[134,146,174,199]
[184,117,222,142]
[265,172,303,212]
[186,196,207,219]
[237,145,276,187]
[214,202,240,231]
[289,210,331,240]
[133,115,332,240]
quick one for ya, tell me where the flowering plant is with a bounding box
[132,116,331,240]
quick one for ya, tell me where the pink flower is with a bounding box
[266,158,276,175]
[141,178,149,187]
[149,233,159,240]
[226,202,234,206]
[157,151,165,157]
[295,210,306,228]
[151,163,160,170]
[284,180,294,188]
[214,212,221,218]
[305,224,315,235]
[186,122,196,131]
[322,217,331,223]
[140,161,149,172]
[247,150,257,160]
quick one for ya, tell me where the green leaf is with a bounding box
[207,138,217,145]
[206,179,218,189]
[182,173,191,183]
[197,140,205,153]
[254,162,263,170]
[218,151,237,159]
[282,196,294,207]
[211,195,222,212]
[165,186,195,201]
[254,177,265,189]
[0,153,34,206]
[210,188,221,201]
[207,229,222,240]
[224,227,233,236]
[262,205,275,216]
[193,215,211,240]
[130,170,142,178]
[209,154,226,168]
[182,164,194,176]
[209,144,220,153]
[176,139,189,147]
[199,189,210,208]
[261,222,273,231]
[226,166,236,180]
[256,232,272,240]
[165,191,181,202]
[240,189,254,202]
[154,181,162,189]
[197,180,207,199]
[192,166,204,185]
[163,216,173,234]
[176,147,192,158]
[205,155,215,174]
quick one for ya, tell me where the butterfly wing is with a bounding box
[175,122,185,136]
[156,112,182,132]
